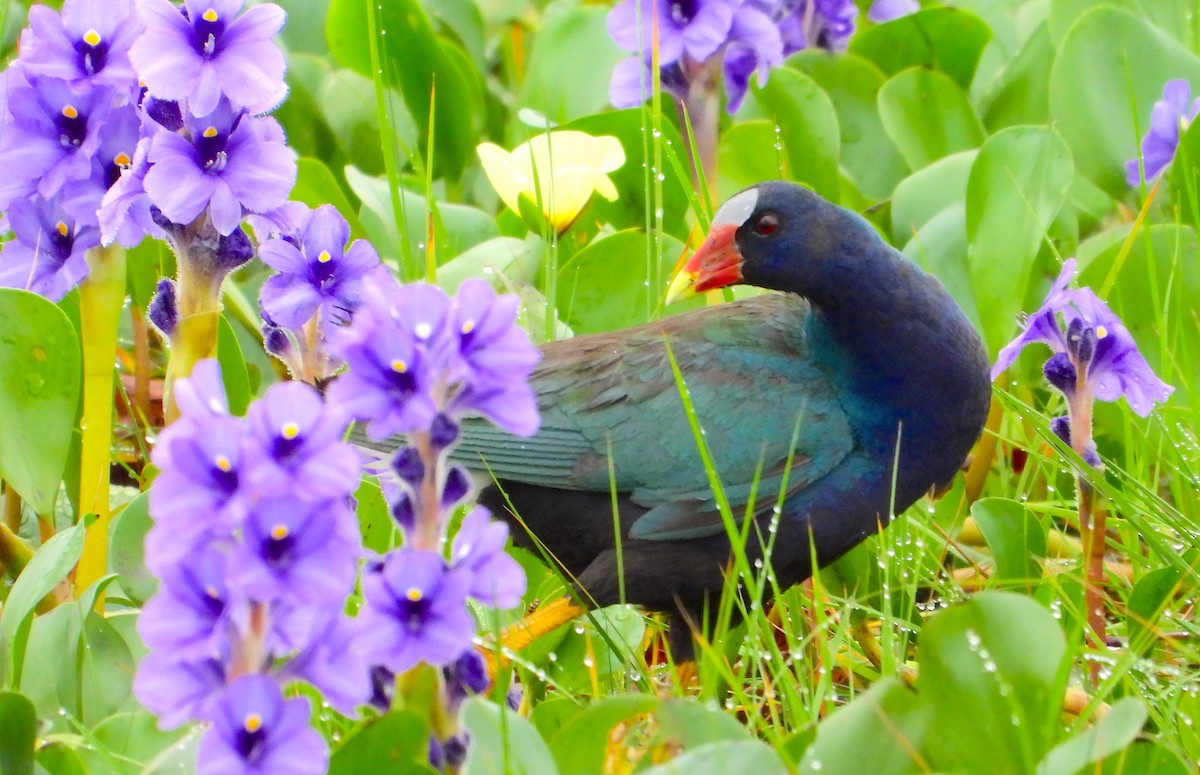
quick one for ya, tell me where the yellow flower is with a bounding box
[477,131,626,234]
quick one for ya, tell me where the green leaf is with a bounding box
[108,493,156,606]
[789,52,909,201]
[1046,0,1194,48]
[1,522,85,684]
[1168,115,1200,231]
[965,126,1074,354]
[719,120,789,193]
[891,150,977,242]
[79,613,136,724]
[461,697,560,775]
[546,695,658,775]
[798,677,931,775]
[518,2,625,123]
[90,711,193,772]
[919,592,1066,775]
[0,289,81,514]
[1036,698,1148,775]
[1048,6,1200,195]
[982,23,1055,131]
[642,740,788,775]
[877,67,985,171]
[326,0,482,178]
[850,7,993,91]
[970,498,1046,585]
[34,741,87,775]
[354,476,395,555]
[0,691,36,775]
[651,697,749,749]
[556,230,692,335]
[747,67,841,202]
[292,157,368,240]
[545,605,645,696]
[1124,566,1185,657]
[437,237,543,295]
[329,710,434,775]
[344,166,499,267]
[1096,740,1191,775]
[217,314,251,415]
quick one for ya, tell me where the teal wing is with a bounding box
[452,293,856,541]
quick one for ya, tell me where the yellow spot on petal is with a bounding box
[62,104,78,119]
[405,587,423,602]
[114,151,131,167]
[55,221,69,237]
[1096,325,1108,339]
[243,713,262,733]
[203,8,218,22]
[461,320,475,335]
[281,421,299,439]
[214,454,232,472]
[317,250,332,263]
[414,322,432,339]
[204,585,220,598]
[203,126,218,138]
[83,29,102,46]
[391,359,407,373]
[270,524,289,540]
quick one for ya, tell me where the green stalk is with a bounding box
[0,520,34,579]
[74,244,127,598]
[162,237,223,424]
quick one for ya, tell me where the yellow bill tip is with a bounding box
[664,270,698,306]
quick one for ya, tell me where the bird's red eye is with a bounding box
[752,213,779,236]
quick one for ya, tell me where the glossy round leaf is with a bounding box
[851,7,993,91]
[919,592,1066,775]
[0,289,81,514]
[789,52,909,201]
[1048,6,1200,195]
[878,67,985,171]
[747,67,841,202]
[966,125,1074,354]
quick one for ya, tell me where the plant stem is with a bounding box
[130,303,152,426]
[3,482,21,533]
[0,516,33,578]
[412,430,442,552]
[1066,382,1105,685]
[75,244,127,599]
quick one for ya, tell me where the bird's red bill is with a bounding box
[682,223,744,293]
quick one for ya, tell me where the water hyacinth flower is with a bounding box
[258,204,384,329]
[991,259,1173,417]
[197,675,327,775]
[476,131,626,234]
[1125,79,1200,186]
[357,549,476,675]
[142,98,296,236]
[0,196,99,300]
[608,0,857,114]
[0,73,114,210]
[19,0,143,99]
[130,0,288,117]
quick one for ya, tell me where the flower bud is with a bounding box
[1043,352,1076,394]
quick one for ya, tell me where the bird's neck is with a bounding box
[803,246,988,501]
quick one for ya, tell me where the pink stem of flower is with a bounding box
[1067,375,1105,686]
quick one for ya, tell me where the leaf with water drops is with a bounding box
[918,592,1066,775]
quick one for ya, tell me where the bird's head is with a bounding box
[666,181,839,304]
